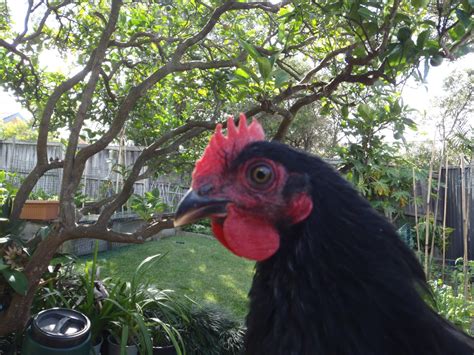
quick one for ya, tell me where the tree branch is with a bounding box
[95,126,206,227]
[59,0,123,226]
[173,0,289,59]
[300,44,356,84]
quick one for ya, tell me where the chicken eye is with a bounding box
[249,164,273,186]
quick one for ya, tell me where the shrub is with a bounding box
[182,219,212,235]
[182,303,245,355]
[430,279,474,335]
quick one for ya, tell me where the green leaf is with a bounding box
[236,65,260,83]
[357,7,375,20]
[256,57,273,83]
[136,254,163,274]
[416,30,430,48]
[269,52,280,68]
[456,9,471,28]
[120,325,129,350]
[391,101,401,115]
[238,40,262,61]
[448,23,466,41]
[273,69,290,88]
[411,0,429,8]
[2,269,29,295]
[357,103,371,119]
[234,68,250,79]
[403,117,417,127]
[320,102,331,116]
[134,312,153,354]
[0,259,8,271]
[341,105,349,118]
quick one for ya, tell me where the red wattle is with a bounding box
[211,219,230,250]
[217,206,279,261]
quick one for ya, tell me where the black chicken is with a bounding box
[174,115,474,355]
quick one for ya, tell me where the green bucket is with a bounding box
[22,308,92,355]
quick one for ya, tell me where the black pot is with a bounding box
[152,344,177,355]
[106,334,138,355]
[92,335,103,355]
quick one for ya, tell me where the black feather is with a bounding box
[235,141,474,355]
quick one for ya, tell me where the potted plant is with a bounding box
[146,299,186,355]
[150,327,178,355]
[19,189,59,221]
[129,189,168,222]
[106,318,142,355]
[77,242,110,355]
[103,254,170,355]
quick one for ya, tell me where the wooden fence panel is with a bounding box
[443,166,474,261]
[0,140,187,208]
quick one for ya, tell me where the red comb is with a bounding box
[192,113,265,187]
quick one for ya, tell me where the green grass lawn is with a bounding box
[76,234,255,319]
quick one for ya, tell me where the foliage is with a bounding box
[181,303,245,355]
[0,119,50,142]
[35,248,185,354]
[338,92,419,221]
[0,255,28,297]
[416,214,455,251]
[0,119,36,142]
[129,188,168,221]
[430,279,474,335]
[182,219,212,235]
[442,258,474,295]
[0,171,18,217]
[28,189,58,201]
[33,261,82,307]
[73,187,89,208]
[0,218,28,298]
[435,68,474,159]
[35,239,247,354]
[261,102,342,157]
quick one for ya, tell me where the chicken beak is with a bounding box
[174,189,229,227]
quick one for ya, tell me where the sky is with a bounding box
[400,53,474,142]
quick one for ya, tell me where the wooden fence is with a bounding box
[443,166,473,260]
[0,139,188,210]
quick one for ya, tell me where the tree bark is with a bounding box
[0,229,63,334]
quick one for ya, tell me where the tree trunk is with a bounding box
[0,229,64,335]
